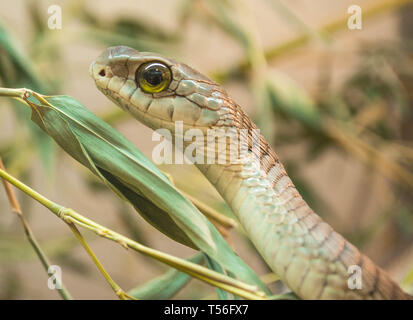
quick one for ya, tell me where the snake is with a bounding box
[89,45,411,299]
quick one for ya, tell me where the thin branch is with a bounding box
[66,222,135,300]
[0,165,266,300]
[0,157,72,300]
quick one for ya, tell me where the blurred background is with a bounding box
[0,0,413,299]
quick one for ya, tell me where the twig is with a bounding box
[0,165,266,300]
[0,157,72,300]
[65,222,135,300]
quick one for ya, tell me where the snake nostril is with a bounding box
[99,69,106,77]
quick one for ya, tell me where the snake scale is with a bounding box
[90,46,411,299]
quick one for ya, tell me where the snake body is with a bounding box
[90,46,411,299]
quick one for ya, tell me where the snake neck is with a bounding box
[193,134,410,300]
[195,141,310,223]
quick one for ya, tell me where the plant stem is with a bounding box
[66,222,135,300]
[0,158,72,300]
[0,166,266,300]
[0,87,25,98]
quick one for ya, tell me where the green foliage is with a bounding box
[0,23,55,170]
[23,91,269,294]
[128,253,204,299]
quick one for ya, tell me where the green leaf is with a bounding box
[25,93,270,294]
[0,23,55,170]
[0,24,45,89]
[128,253,204,299]
[205,254,236,300]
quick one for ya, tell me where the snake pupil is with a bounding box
[144,68,163,86]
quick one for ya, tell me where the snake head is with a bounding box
[90,46,234,132]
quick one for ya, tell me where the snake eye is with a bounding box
[136,61,171,93]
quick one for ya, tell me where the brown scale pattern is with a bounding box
[221,96,412,300]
